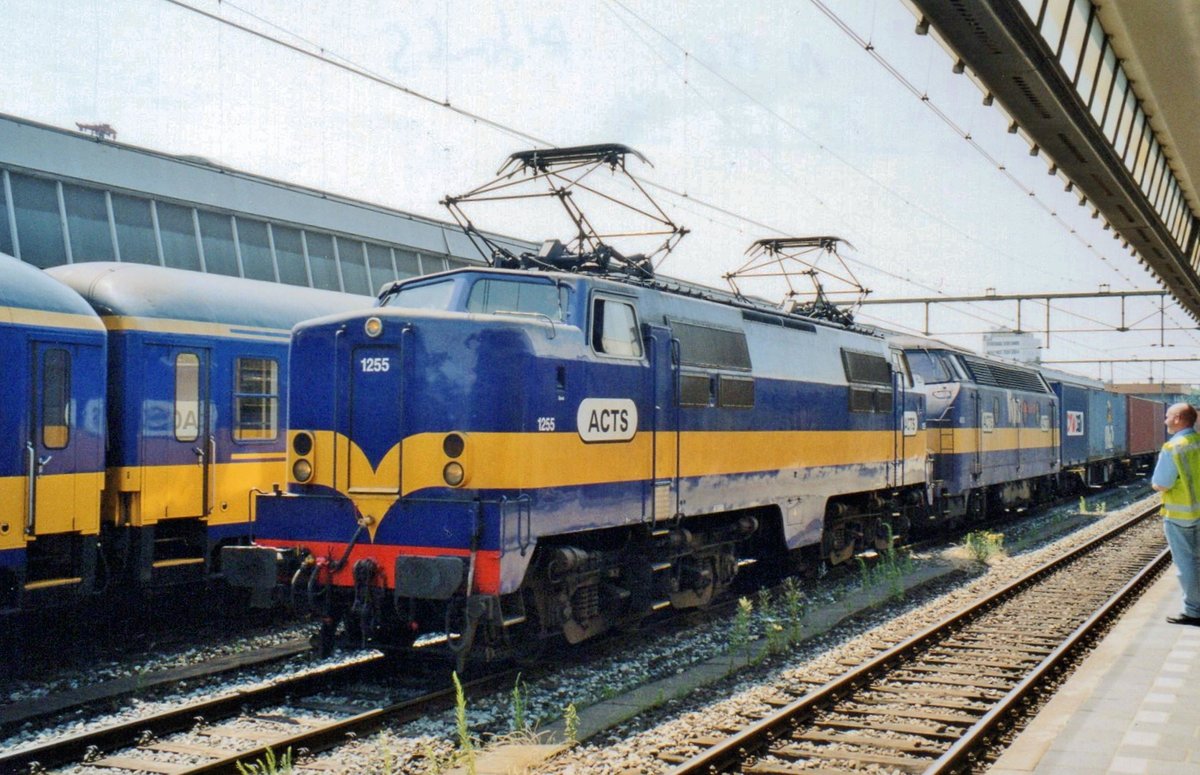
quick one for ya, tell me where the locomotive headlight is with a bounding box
[443,461,465,487]
[364,316,383,338]
[293,459,314,483]
[443,433,465,458]
[292,432,314,456]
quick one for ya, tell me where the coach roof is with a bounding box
[47,262,372,329]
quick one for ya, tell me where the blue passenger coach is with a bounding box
[229,266,928,656]
[48,263,369,588]
[0,253,107,612]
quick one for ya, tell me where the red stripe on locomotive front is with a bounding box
[264,541,502,595]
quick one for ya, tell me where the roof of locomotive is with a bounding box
[376,264,880,338]
[886,332,973,353]
[48,262,373,329]
[0,252,105,324]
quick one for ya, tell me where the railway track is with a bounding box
[0,638,314,735]
[1,653,516,774]
[664,503,1169,774]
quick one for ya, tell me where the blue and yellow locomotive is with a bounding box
[227,262,927,656]
[222,144,1165,660]
[896,337,1060,519]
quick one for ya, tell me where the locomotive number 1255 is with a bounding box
[360,356,391,373]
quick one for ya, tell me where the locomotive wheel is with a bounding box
[825,524,857,566]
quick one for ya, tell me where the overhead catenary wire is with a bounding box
[157,0,1194,381]
[601,0,1158,360]
[805,0,1200,347]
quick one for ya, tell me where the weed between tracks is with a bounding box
[236,746,293,774]
[964,530,1006,563]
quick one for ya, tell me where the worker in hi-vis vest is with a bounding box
[1152,402,1200,625]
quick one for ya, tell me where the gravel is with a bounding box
[4,485,1156,774]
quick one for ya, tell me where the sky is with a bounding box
[3,0,1197,385]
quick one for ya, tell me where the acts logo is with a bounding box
[576,398,638,443]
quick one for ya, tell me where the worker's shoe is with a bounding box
[1166,614,1200,626]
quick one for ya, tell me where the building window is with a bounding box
[367,243,398,287]
[9,172,66,268]
[42,348,70,449]
[63,184,115,262]
[395,248,421,278]
[272,225,308,287]
[337,237,371,295]
[234,358,278,441]
[236,218,274,281]
[198,211,240,277]
[156,201,201,271]
[0,172,13,256]
[174,352,201,442]
[111,193,158,265]
[305,231,340,291]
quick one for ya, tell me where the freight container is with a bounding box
[1126,395,1166,465]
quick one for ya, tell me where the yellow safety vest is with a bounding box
[1162,432,1200,520]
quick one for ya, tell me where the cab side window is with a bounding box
[592,297,642,357]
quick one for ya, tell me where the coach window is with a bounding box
[234,358,279,441]
[591,297,642,358]
[174,353,200,443]
[41,348,70,449]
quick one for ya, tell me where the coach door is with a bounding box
[346,344,402,493]
[144,345,212,519]
[27,344,82,537]
[971,391,984,478]
[646,324,680,525]
[890,351,910,488]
